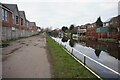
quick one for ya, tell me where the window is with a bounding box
[5,10,8,21]
[21,18,23,25]
[2,8,8,21]
[16,16,19,24]
[2,9,4,20]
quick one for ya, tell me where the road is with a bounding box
[2,33,51,78]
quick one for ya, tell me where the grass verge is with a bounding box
[47,35,98,79]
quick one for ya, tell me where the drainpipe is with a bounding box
[107,32,109,39]
[117,27,120,43]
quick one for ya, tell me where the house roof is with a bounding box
[1,3,12,12]
[105,15,120,23]
[19,11,26,20]
[29,22,36,27]
[105,18,112,22]
[3,4,16,11]
[2,3,19,15]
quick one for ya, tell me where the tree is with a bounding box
[45,27,52,33]
[61,36,68,42]
[69,39,76,47]
[61,26,68,32]
[96,17,103,28]
[69,24,75,39]
[69,24,74,31]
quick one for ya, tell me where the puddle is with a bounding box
[4,46,22,55]
[26,44,29,46]
[34,44,38,46]
[39,46,46,49]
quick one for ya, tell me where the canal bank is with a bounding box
[52,36,120,79]
[46,35,98,78]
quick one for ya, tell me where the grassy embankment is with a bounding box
[47,35,98,79]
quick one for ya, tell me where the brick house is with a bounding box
[1,3,14,41]
[19,11,26,27]
[2,3,21,39]
[109,15,120,40]
[29,22,37,35]
[86,23,98,40]
[96,15,120,41]
[25,20,30,36]
[19,11,28,37]
[58,29,64,38]
[77,25,87,37]
[0,3,39,41]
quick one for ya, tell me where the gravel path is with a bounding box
[2,33,51,78]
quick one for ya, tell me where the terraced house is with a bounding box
[77,16,120,42]
[96,15,120,41]
[0,3,39,41]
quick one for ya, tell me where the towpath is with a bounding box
[2,33,51,78]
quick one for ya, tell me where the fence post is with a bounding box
[84,56,86,65]
[71,48,73,54]
[64,45,66,48]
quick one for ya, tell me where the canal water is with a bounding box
[52,37,120,79]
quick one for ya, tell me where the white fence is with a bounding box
[51,37,120,79]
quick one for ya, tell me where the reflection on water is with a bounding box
[77,39,120,73]
[62,36,77,47]
[61,35,120,60]
[81,40,120,60]
[69,39,77,47]
[61,36,68,42]
[54,36,120,78]
[61,36,120,60]
[95,49,101,57]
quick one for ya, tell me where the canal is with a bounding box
[52,37,120,79]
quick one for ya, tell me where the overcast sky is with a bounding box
[1,0,119,29]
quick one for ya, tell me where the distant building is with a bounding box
[19,11,26,27]
[37,27,41,32]
[96,15,120,40]
[58,29,64,38]
[77,25,87,37]
[86,23,98,40]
